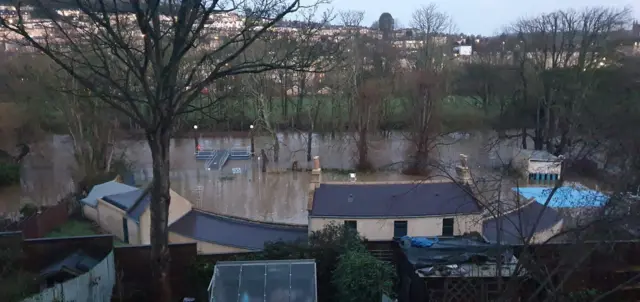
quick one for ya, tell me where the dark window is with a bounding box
[122,217,129,244]
[442,218,454,236]
[394,221,408,238]
[344,220,357,230]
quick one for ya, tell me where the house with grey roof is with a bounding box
[81,180,192,245]
[307,155,566,244]
[307,156,485,241]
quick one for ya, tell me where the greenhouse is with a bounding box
[208,259,317,302]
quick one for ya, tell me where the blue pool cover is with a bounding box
[513,185,609,208]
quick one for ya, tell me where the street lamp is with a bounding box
[249,124,255,156]
[193,125,200,154]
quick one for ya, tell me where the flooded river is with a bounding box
[6,131,587,224]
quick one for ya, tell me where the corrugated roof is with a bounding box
[482,202,562,245]
[169,210,308,250]
[80,181,137,208]
[310,182,481,218]
[103,189,146,212]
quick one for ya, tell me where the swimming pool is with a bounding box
[513,185,609,208]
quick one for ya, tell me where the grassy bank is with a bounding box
[46,218,127,246]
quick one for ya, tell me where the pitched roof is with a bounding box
[482,201,563,245]
[102,186,152,223]
[310,182,482,218]
[103,189,145,211]
[168,210,308,250]
[80,181,137,207]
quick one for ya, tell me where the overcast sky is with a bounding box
[322,0,640,36]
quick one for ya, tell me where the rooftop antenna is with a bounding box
[348,194,354,203]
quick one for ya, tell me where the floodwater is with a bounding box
[6,131,590,224]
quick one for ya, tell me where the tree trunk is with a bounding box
[273,134,280,162]
[306,130,313,162]
[146,126,172,302]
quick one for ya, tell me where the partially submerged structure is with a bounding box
[512,149,563,183]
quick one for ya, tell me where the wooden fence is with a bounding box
[112,243,198,302]
[3,201,70,239]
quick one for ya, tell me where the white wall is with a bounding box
[96,199,126,242]
[169,232,251,254]
[82,206,98,222]
[138,189,193,245]
[309,215,483,241]
[529,161,562,175]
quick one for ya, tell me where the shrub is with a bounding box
[0,162,20,186]
[332,250,396,302]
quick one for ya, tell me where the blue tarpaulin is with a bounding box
[514,185,609,208]
[401,236,439,248]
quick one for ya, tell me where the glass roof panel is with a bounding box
[210,260,317,302]
[290,263,316,302]
[211,265,240,302]
[237,264,266,301]
[265,264,291,302]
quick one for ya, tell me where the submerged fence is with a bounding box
[22,251,115,302]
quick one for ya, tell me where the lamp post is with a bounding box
[249,124,255,156]
[193,125,199,154]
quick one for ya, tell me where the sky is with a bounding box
[322,0,640,36]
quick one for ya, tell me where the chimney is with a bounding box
[455,154,471,185]
[308,156,322,211]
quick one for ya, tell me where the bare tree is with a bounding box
[0,1,328,299]
[400,70,445,175]
[507,7,631,153]
[410,3,456,68]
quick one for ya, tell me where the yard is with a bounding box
[45,218,127,246]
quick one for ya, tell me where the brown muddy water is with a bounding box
[4,131,595,224]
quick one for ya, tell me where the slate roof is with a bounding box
[80,181,138,208]
[103,189,145,211]
[310,182,482,218]
[482,201,563,245]
[168,210,308,250]
[102,188,151,222]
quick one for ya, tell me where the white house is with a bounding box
[307,156,565,244]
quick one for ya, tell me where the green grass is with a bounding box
[46,219,127,246]
[179,94,489,130]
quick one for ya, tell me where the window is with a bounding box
[344,220,357,231]
[442,218,454,236]
[394,221,408,238]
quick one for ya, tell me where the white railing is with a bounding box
[23,251,115,302]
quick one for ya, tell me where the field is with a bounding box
[178,95,491,132]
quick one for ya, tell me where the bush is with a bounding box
[332,250,396,302]
[0,162,20,186]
